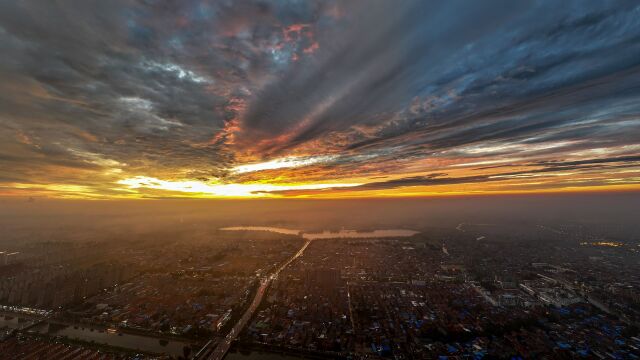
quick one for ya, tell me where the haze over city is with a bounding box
[0,1,639,359]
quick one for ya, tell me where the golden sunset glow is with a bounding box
[231,156,339,174]
[116,176,361,198]
[1,0,639,200]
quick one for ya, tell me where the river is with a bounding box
[0,314,35,330]
[31,322,193,357]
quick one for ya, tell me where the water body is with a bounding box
[221,226,301,236]
[303,229,419,239]
[221,227,419,239]
[0,314,34,329]
[33,323,192,357]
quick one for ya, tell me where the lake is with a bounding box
[221,226,419,239]
[221,226,302,236]
[303,229,419,239]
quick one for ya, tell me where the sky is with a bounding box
[1,0,639,199]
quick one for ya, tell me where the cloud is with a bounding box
[117,176,360,197]
[232,155,339,174]
[267,155,640,195]
[0,0,639,198]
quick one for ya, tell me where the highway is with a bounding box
[199,240,312,360]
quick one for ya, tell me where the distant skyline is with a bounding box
[1,0,639,199]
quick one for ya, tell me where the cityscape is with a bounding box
[1,0,640,359]
[0,196,639,359]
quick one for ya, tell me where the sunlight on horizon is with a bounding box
[117,176,362,197]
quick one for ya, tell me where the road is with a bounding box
[200,240,312,360]
[471,283,499,307]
